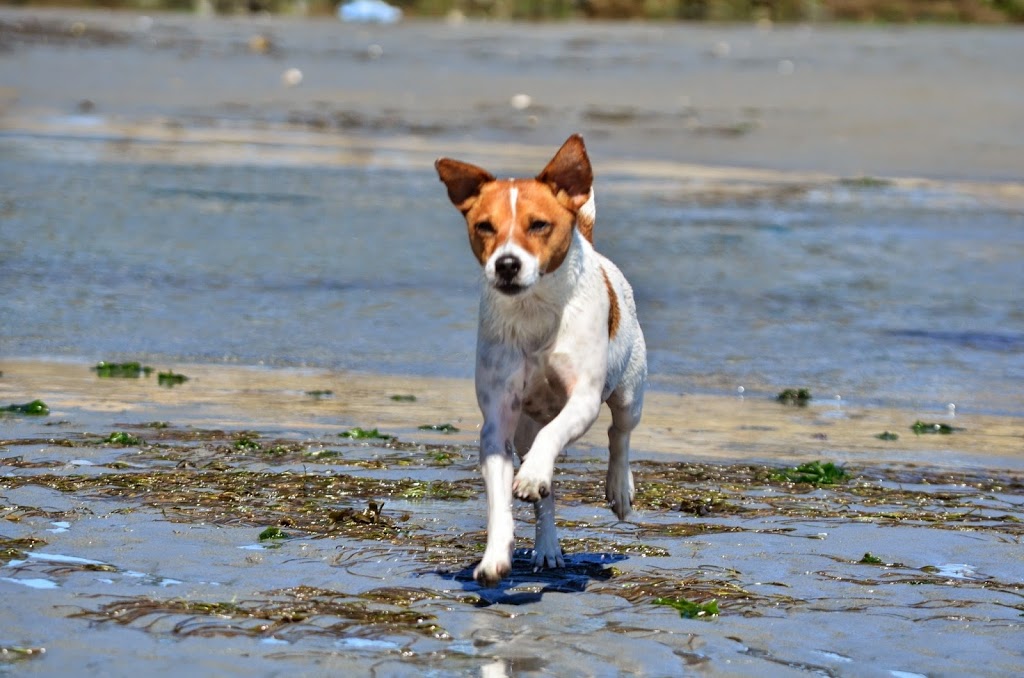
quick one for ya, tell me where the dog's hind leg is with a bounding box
[605,386,643,521]
[515,416,564,570]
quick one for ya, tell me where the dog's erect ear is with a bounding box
[435,158,496,212]
[536,134,593,211]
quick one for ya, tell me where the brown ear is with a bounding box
[435,158,495,212]
[536,134,593,210]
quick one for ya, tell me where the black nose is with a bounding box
[494,255,521,280]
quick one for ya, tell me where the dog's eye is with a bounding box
[528,220,551,233]
[474,220,495,235]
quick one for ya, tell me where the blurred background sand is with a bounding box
[2,8,1022,180]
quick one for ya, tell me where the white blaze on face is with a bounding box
[509,186,518,226]
[483,184,540,289]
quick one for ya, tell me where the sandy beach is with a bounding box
[2,8,1023,677]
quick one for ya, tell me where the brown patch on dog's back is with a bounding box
[601,267,620,339]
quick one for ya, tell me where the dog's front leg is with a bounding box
[474,345,525,587]
[476,434,516,587]
[513,361,603,503]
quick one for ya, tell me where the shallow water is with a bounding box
[2,156,1022,415]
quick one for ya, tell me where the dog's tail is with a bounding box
[577,188,596,244]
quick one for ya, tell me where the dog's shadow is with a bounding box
[437,550,627,606]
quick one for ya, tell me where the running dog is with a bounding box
[435,135,647,587]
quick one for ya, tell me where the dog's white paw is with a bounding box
[512,461,552,503]
[606,466,635,521]
[474,556,511,588]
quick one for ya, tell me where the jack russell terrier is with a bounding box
[435,135,647,587]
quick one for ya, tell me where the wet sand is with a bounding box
[3,360,1023,467]
[2,359,1024,676]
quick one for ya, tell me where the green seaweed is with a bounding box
[339,427,394,440]
[357,586,452,606]
[305,390,334,399]
[637,523,749,539]
[222,433,304,457]
[426,450,458,466]
[157,371,188,387]
[233,435,262,452]
[327,501,412,539]
[0,646,46,662]
[837,176,891,189]
[2,417,1022,636]
[771,460,848,485]
[399,480,475,500]
[73,590,447,640]
[3,400,49,416]
[258,526,290,541]
[390,394,417,402]
[859,552,884,565]
[0,463,477,541]
[93,361,153,378]
[653,596,719,619]
[776,388,812,406]
[876,431,900,441]
[558,537,669,558]
[0,536,47,565]
[911,420,962,435]
[418,423,460,434]
[0,456,64,469]
[103,431,143,446]
[330,500,387,525]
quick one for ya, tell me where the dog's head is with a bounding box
[435,134,594,296]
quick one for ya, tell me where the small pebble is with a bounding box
[249,34,273,54]
[510,93,532,110]
[282,68,303,87]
